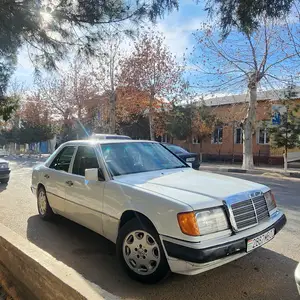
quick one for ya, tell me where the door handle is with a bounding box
[44,174,50,179]
[66,180,73,187]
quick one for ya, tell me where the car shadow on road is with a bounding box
[26,215,299,300]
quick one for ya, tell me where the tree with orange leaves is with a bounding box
[119,31,184,140]
[20,94,52,127]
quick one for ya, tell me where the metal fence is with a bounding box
[202,151,283,166]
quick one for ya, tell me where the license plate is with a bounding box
[186,157,195,162]
[247,228,275,252]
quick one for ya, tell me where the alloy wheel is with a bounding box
[122,230,161,275]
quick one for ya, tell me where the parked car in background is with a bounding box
[296,262,300,294]
[32,139,286,283]
[162,143,200,169]
[0,158,10,184]
[89,134,131,140]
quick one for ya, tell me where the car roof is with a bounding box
[62,139,157,147]
[89,134,131,139]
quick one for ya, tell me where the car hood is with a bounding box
[114,169,269,210]
[0,158,8,163]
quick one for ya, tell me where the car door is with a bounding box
[43,145,76,215]
[64,145,105,235]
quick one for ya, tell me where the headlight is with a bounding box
[264,191,277,212]
[0,162,8,169]
[195,208,229,235]
[178,207,229,236]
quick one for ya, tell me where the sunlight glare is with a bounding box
[40,11,53,26]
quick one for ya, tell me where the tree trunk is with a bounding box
[77,106,82,121]
[283,151,288,172]
[149,91,155,141]
[109,91,116,134]
[242,78,257,170]
[284,121,288,172]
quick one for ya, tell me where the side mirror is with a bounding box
[85,168,105,181]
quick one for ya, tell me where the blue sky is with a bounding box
[12,0,208,89]
[13,2,300,97]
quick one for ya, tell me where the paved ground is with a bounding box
[0,157,299,300]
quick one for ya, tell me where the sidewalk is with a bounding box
[8,153,51,161]
[200,162,300,178]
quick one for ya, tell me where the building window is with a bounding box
[192,136,200,144]
[212,127,223,144]
[161,134,169,143]
[235,128,243,144]
[257,128,269,144]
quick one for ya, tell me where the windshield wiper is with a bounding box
[170,165,189,169]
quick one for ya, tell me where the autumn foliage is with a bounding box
[119,31,184,139]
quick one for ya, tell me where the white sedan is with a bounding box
[296,263,300,294]
[31,139,286,283]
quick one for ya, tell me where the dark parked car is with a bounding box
[0,158,10,184]
[162,143,200,169]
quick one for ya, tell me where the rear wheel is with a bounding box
[117,218,170,284]
[37,186,54,220]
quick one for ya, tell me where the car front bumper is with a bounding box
[163,212,286,275]
[0,169,10,180]
[295,262,300,295]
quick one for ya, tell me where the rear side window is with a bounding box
[72,146,99,176]
[50,146,75,172]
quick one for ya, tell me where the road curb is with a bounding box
[200,167,300,178]
[0,224,104,300]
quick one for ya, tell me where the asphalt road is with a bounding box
[0,158,299,300]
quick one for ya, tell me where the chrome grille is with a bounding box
[231,195,270,230]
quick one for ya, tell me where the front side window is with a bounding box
[101,142,187,176]
[235,128,243,144]
[212,127,223,144]
[257,128,269,144]
[50,146,75,172]
[72,146,99,176]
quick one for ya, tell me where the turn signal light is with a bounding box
[271,192,277,207]
[177,212,200,236]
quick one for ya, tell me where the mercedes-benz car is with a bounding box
[296,262,300,294]
[31,139,286,283]
[89,134,131,140]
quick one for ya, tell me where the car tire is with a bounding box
[116,217,170,284]
[37,186,54,220]
[0,178,9,184]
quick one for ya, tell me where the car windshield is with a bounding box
[165,144,189,155]
[101,142,187,176]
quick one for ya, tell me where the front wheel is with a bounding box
[116,218,170,284]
